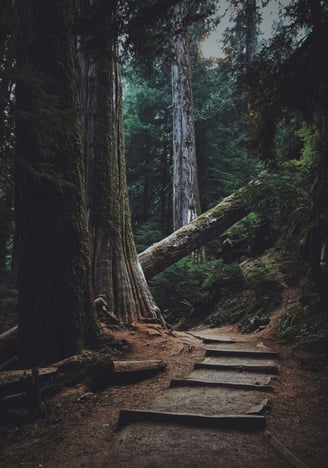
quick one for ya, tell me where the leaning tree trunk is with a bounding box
[139,186,250,280]
[78,0,163,324]
[171,1,201,231]
[15,0,98,366]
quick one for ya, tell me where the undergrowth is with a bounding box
[150,256,283,332]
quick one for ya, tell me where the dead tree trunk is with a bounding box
[139,187,251,280]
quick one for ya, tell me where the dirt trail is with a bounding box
[107,329,287,467]
[0,323,327,467]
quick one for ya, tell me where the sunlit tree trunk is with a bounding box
[171,0,201,232]
[78,0,163,324]
[15,0,99,366]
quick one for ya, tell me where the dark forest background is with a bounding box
[0,0,328,366]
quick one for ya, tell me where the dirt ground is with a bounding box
[0,307,327,467]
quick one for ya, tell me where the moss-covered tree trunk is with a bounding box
[139,188,249,280]
[15,0,98,366]
[171,1,201,231]
[78,0,163,324]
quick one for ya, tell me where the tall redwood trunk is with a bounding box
[15,0,98,366]
[171,0,201,232]
[78,0,163,324]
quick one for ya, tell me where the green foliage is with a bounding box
[150,258,226,327]
[192,58,257,209]
[240,260,282,331]
[274,115,304,162]
[208,259,282,332]
[246,163,312,244]
[297,123,320,164]
[279,302,328,367]
[150,255,282,333]
[134,221,165,253]
[123,66,172,231]
[220,212,273,262]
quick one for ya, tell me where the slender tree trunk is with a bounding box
[171,1,201,231]
[78,0,163,324]
[15,0,98,366]
[245,0,257,64]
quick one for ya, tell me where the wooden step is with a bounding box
[170,378,273,392]
[205,348,279,360]
[118,409,266,431]
[202,338,243,344]
[194,362,278,374]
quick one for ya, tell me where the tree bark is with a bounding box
[15,0,98,366]
[139,187,250,280]
[245,0,257,64]
[78,0,164,324]
[171,1,201,231]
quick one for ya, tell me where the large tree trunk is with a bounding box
[171,1,201,231]
[15,0,98,366]
[78,0,163,324]
[139,188,250,280]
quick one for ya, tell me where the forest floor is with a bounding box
[0,299,328,467]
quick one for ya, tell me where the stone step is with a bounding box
[194,361,279,374]
[170,378,273,392]
[205,348,280,360]
[118,409,266,431]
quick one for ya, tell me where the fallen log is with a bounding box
[112,359,166,384]
[139,188,250,280]
[0,326,18,344]
[0,367,58,398]
[0,359,166,398]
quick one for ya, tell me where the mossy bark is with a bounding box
[139,188,249,280]
[15,0,98,366]
[79,1,163,324]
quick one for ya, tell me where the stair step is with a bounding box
[170,378,273,392]
[194,362,279,374]
[205,348,279,360]
[118,409,266,431]
[202,337,243,344]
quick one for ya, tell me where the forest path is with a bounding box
[106,328,293,467]
[2,321,325,467]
